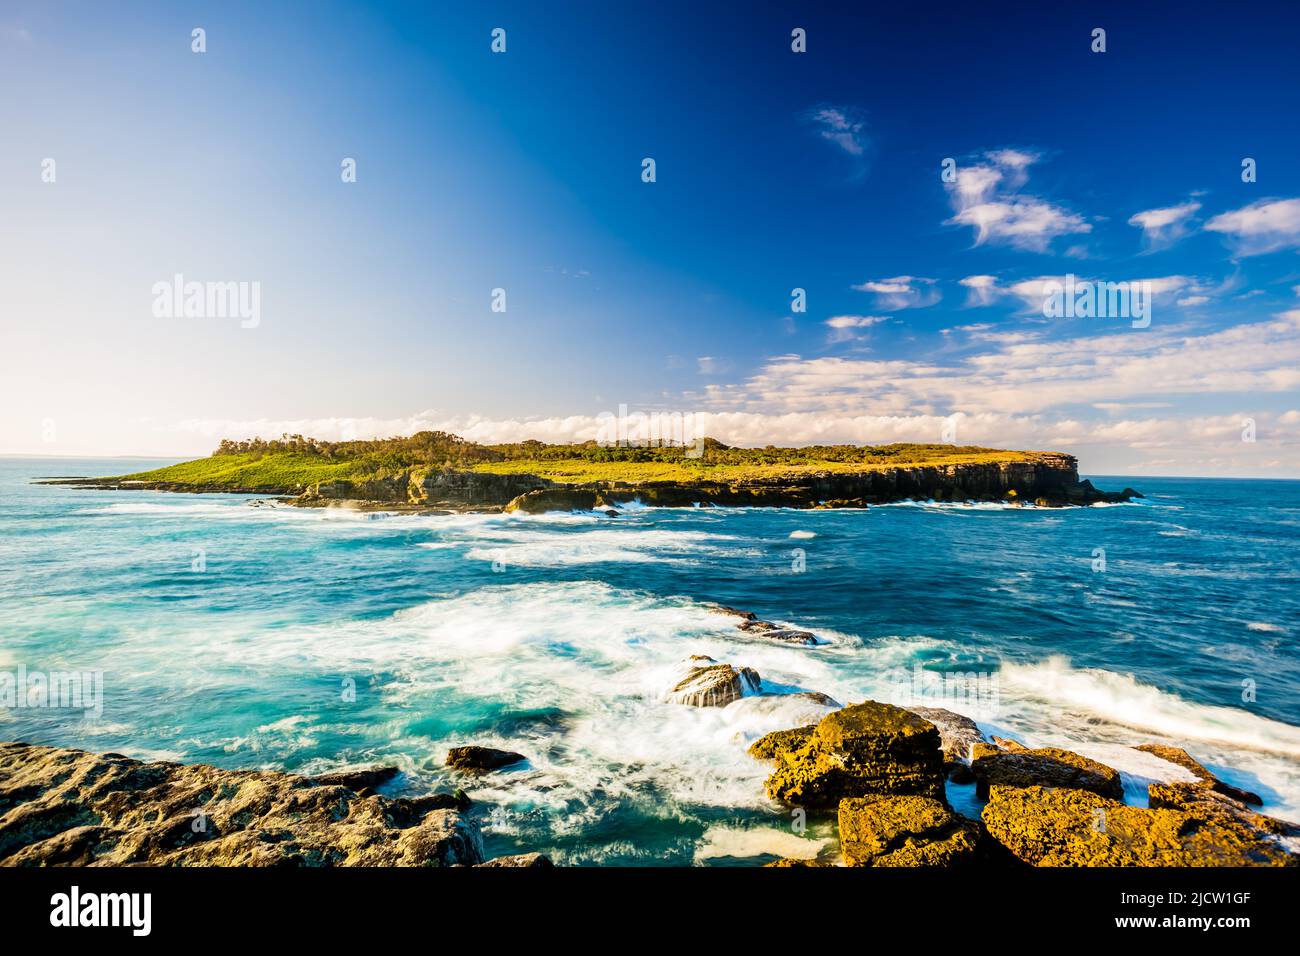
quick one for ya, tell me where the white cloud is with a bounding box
[1128,201,1200,249]
[851,275,940,310]
[159,407,1300,477]
[697,309,1300,418]
[945,150,1090,251]
[1205,198,1300,255]
[825,314,889,343]
[959,274,1000,306]
[807,106,868,157]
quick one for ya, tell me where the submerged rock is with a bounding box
[308,766,402,792]
[1134,744,1263,805]
[972,745,1123,800]
[0,742,483,866]
[838,795,983,867]
[760,701,946,807]
[981,784,1297,867]
[736,619,823,646]
[663,657,760,707]
[445,746,528,773]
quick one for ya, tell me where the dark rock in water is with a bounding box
[947,763,976,785]
[981,784,1297,867]
[905,707,987,765]
[748,726,816,761]
[309,766,402,792]
[838,795,983,867]
[476,852,553,867]
[738,619,822,646]
[709,604,758,622]
[0,742,483,866]
[761,701,946,807]
[480,708,573,739]
[603,509,620,517]
[664,656,760,707]
[704,604,824,646]
[503,488,600,513]
[972,746,1123,800]
[1134,743,1263,805]
[445,747,528,773]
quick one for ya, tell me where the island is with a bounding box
[38,431,1140,511]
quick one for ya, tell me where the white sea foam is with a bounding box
[999,656,1300,757]
[693,825,829,862]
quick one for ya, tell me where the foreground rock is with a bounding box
[1148,782,1298,844]
[838,795,983,867]
[0,742,483,866]
[748,726,815,760]
[445,746,527,773]
[982,784,1297,867]
[756,701,945,807]
[664,656,760,707]
[476,852,554,867]
[1135,743,1263,805]
[972,744,1123,800]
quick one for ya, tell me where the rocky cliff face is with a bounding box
[302,468,552,508]
[503,454,1139,512]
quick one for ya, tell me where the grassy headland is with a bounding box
[104,431,1052,489]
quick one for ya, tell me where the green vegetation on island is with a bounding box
[106,431,1051,489]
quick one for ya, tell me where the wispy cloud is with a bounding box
[825,314,889,343]
[945,150,1090,251]
[807,106,868,156]
[1206,198,1300,256]
[698,310,1300,417]
[851,275,939,310]
[959,274,1000,306]
[1128,201,1201,251]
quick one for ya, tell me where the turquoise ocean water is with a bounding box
[2,457,1298,864]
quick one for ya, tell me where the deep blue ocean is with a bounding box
[2,457,1298,865]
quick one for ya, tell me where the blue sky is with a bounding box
[2,0,1299,475]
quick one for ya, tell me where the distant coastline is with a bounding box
[35,432,1140,512]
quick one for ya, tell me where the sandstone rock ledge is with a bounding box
[0,742,491,866]
[753,701,946,807]
[748,703,1300,868]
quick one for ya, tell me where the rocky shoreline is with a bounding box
[747,702,1298,867]
[5,689,1295,866]
[0,741,549,867]
[40,453,1140,512]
